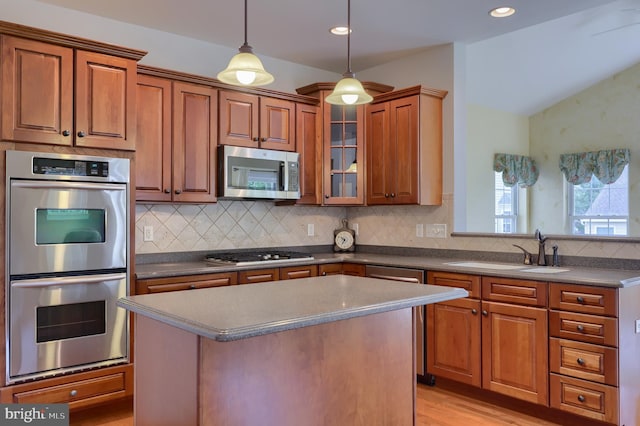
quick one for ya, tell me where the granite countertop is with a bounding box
[135,252,640,288]
[117,275,467,341]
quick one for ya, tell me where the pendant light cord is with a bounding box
[346,0,353,76]
[240,0,253,53]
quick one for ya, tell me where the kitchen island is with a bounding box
[118,275,467,425]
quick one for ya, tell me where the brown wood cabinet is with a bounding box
[548,283,625,424]
[1,35,138,150]
[135,272,237,294]
[280,264,318,280]
[319,262,366,276]
[296,82,393,205]
[136,67,218,203]
[295,103,322,204]
[426,272,548,405]
[366,86,446,205]
[238,268,279,284]
[0,364,133,412]
[218,90,295,151]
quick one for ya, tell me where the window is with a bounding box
[568,165,629,236]
[494,171,518,233]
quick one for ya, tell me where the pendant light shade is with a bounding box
[217,0,274,87]
[326,0,372,105]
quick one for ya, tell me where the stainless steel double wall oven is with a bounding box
[5,150,130,384]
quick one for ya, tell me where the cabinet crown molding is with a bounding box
[0,20,147,61]
[371,85,448,104]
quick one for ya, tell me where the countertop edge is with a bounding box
[117,286,467,342]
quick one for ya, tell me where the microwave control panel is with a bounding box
[288,161,299,191]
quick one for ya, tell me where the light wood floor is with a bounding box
[70,384,565,426]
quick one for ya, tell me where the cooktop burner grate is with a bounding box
[205,250,314,266]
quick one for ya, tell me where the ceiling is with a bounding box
[37,0,640,115]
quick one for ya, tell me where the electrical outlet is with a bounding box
[636,319,640,334]
[307,223,315,237]
[143,226,154,242]
[425,224,447,238]
[416,224,424,238]
[352,223,359,236]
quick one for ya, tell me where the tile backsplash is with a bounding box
[136,193,640,261]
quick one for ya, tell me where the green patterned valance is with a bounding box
[493,153,539,187]
[559,148,630,185]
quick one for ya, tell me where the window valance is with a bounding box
[559,148,630,185]
[493,153,539,187]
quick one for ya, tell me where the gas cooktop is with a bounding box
[205,250,314,267]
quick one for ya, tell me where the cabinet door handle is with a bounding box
[77,131,86,138]
[391,193,396,198]
[164,189,171,194]
[576,296,585,303]
[189,284,196,289]
[577,324,585,332]
[70,389,78,397]
[175,189,182,194]
[325,194,330,199]
[253,137,259,142]
[261,137,267,142]
[385,193,389,198]
[322,272,327,276]
[577,395,586,403]
[471,309,478,315]
[482,310,488,316]
[577,358,585,366]
[62,130,70,137]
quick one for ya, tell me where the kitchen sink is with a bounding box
[520,267,570,274]
[444,261,524,270]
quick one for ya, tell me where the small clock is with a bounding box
[333,219,356,252]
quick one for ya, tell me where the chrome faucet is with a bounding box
[535,229,548,266]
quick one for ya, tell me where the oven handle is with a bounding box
[11,181,125,191]
[11,273,126,288]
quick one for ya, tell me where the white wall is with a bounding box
[529,61,640,236]
[466,105,530,233]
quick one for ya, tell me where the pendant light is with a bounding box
[217,0,274,87]
[325,0,372,105]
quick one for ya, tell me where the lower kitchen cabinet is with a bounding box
[319,262,365,277]
[135,272,237,294]
[280,264,318,280]
[0,364,133,412]
[238,268,279,284]
[426,272,548,405]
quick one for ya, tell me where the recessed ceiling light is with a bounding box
[330,26,351,35]
[489,6,516,18]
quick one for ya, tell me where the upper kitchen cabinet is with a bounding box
[0,27,144,150]
[366,86,447,206]
[136,66,217,203]
[296,82,393,205]
[218,90,295,151]
[295,103,322,205]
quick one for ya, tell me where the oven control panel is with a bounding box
[33,157,109,177]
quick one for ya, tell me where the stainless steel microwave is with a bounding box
[218,145,300,200]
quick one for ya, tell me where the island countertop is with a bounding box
[117,275,467,341]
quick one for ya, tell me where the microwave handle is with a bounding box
[280,161,286,191]
[12,273,126,288]
[11,181,125,191]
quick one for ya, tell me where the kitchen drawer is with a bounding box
[427,271,481,299]
[136,272,238,294]
[550,373,618,424]
[549,283,617,317]
[549,338,617,386]
[549,310,617,347]
[13,373,125,405]
[481,276,547,307]
[238,268,279,284]
[279,264,318,280]
[342,263,366,277]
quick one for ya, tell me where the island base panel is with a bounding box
[134,309,415,425]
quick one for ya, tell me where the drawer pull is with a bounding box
[189,284,196,289]
[577,324,585,332]
[577,394,586,403]
[577,357,585,366]
[70,390,78,397]
[576,296,585,303]
[482,310,488,316]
